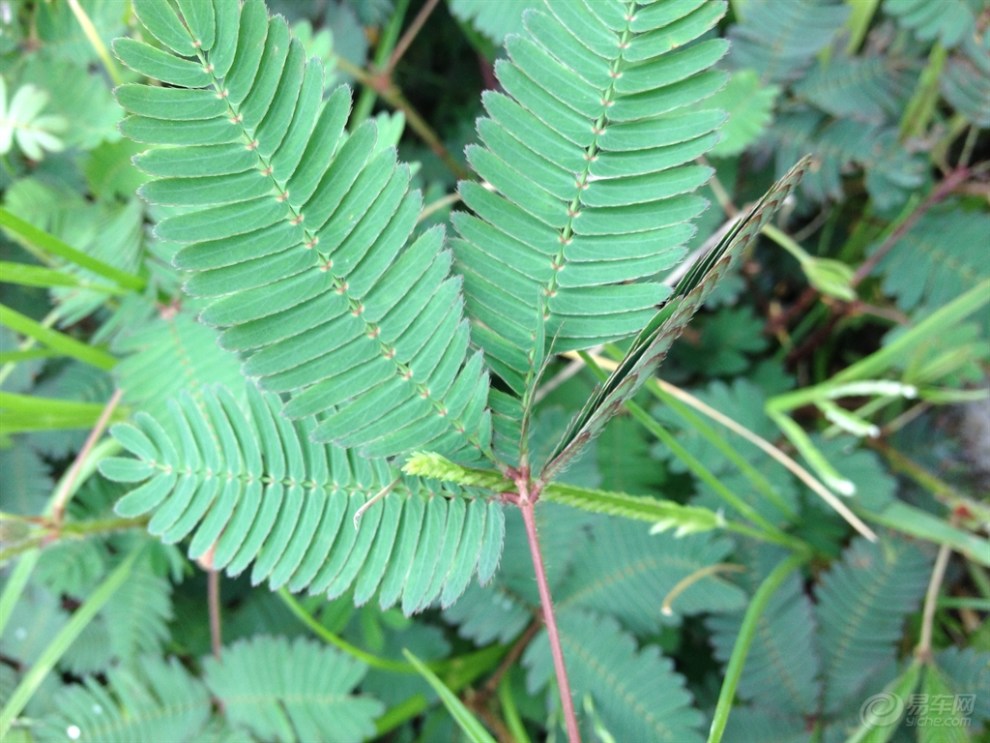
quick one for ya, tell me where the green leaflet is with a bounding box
[99,386,504,615]
[523,610,705,742]
[455,0,730,387]
[117,0,491,463]
[708,536,934,735]
[541,156,812,482]
[870,201,990,316]
[203,636,383,742]
[817,536,931,715]
[728,0,851,83]
[886,0,976,48]
[707,568,820,718]
[34,657,212,743]
[111,307,246,423]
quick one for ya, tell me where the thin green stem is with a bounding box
[585,350,794,521]
[649,384,796,519]
[900,42,947,140]
[968,564,990,598]
[0,208,145,290]
[0,515,147,563]
[0,549,140,737]
[0,308,58,388]
[762,223,810,263]
[277,588,415,673]
[352,0,410,124]
[208,568,222,659]
[374,645,507,736]
[843,0,880,55]
[499,676,532,743]
[707,553,807,743]
[937,597,990,611]
[0,306,117,371]
[628,401,788,534]
[375,695,430,736]
[66,0,123,85]
[835,279,989,384]
[0,553,40,638]
[577,350,876,541]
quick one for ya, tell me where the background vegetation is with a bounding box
[0,1,988,742]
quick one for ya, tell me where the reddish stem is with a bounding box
[383,0,440,76]
[770,166,971,337]
[51,388,124,525]
[518,481,581,743]
[208,566,222,660]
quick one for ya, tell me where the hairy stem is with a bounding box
[518,486,581,743]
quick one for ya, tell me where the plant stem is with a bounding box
[384,0,441,76]
[208,568,222,660]
[772,165,969,340]
[335,56,469,180]
[0,305,117,371]
[66,0,123,85]
[498,675,532,743]
[0,514,148,563]
[351,0,410,124]
[51,388,123,524]
[278,588,416,673]
[916,536,953,662]
[0,549,140,738]
[518,491,581,743]
[0,207,145,290]
[707,553,806,743]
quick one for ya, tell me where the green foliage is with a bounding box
[703,69,779,156]
[793,54,918,124]
[554,519,746,633]
[871,201,990,316]
[34,657,213,743]
[524,610,705,743]
[202,636,383,742]
[728,0,850,83]
[2,0,987,740]
[885,0,978,48]
[101,385,504,613]
[117,0,491,462]
[941,28,990,128]
[454,0,729,387]
[544,157,811,480]
[764,111,925,209]
[448,0,535,45]
[817,536,932,714]
[709,535,933,737]
[111,306,246,421]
